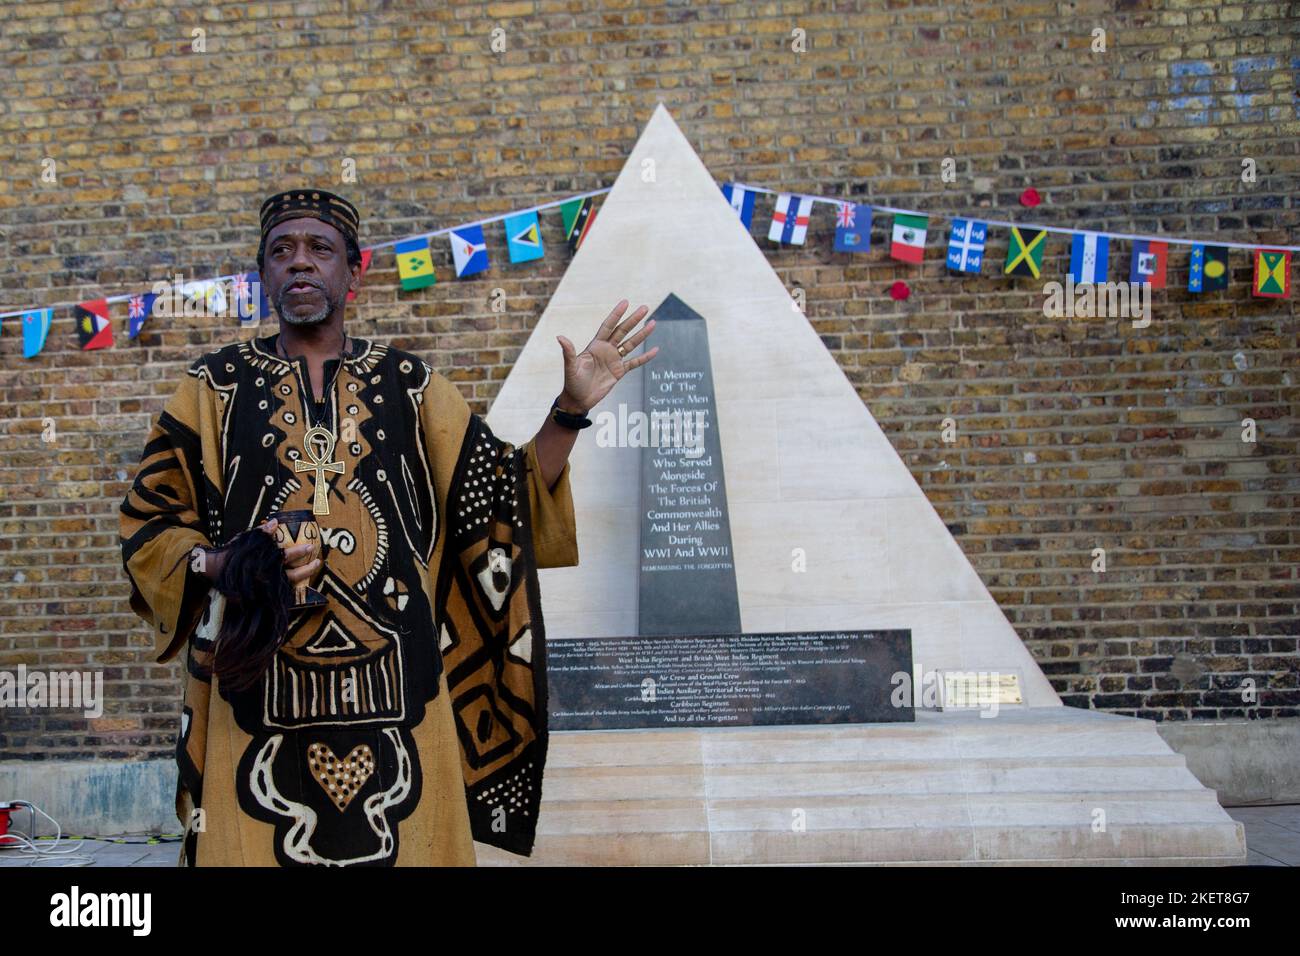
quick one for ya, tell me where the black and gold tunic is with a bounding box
[119,332,577,866]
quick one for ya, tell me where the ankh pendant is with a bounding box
[295,424,345,516]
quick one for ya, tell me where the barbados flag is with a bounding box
[75,298,113,350]
[395,237,436,291]
[22,308,52,359]
[127,291,159,338]
[1253,249,1290,298]
[450,225,489,278]
[505,211,544,263]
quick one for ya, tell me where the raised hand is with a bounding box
[555,299,659,412]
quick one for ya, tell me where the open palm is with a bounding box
[557,299,659,411]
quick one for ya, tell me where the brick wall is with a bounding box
[0,1,1295,763]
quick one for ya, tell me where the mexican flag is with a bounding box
[890,213,928,264]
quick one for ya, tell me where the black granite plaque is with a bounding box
[548,630,914,729]
[637,295,741,636]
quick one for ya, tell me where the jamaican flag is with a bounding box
[1004,227,1046,279]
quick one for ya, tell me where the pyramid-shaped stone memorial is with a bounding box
[479,103,1245,865]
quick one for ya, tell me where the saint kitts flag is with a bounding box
[1253,249,1291,298]
[1129,240,1167,290]
[75,298,113,350]
[449,224,489,278]
[889,213,928,263]
[395,237,436,291]
[560,196,597,253]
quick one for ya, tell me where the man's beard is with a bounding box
[276,285,341,326]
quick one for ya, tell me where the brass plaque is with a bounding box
[939,670,1024,710]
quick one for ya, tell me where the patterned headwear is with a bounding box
[257,188,361,265]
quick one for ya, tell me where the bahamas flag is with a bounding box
[1004,226,1046,278]
[346,248,372,302]
[22,308,52,359]
[560,197,597,253]
[721,183,757,230]
[75,298,113,350]
[505,211,544,263]
[127,291,159,338]
[833,202,871,253]
[1253,249,1290,298]
[395,237,437,291]
[450,225,489,278]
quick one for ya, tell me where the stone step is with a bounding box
[479,819,1247,866]
[534,757,1209,801]
[478,710,1247,865]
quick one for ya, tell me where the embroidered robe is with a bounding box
[118,332,577,865]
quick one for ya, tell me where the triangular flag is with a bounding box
[1253,249,1290,298]
[346,248,373,302]
[767,193,813,245]
[74,299,113,350]
[22,308,52,359]
[394,237,437,291]
[450,224,490,278]
[505,211,544,263]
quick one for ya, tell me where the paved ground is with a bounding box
[2,806,1296,866]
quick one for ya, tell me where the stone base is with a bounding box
[476,707,1247,866]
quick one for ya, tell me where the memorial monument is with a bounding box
[480,104,1247,865]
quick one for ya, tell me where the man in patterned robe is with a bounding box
[118,189,657,865]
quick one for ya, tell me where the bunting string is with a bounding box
[1,177,1293,358]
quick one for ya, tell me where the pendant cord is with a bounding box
[274,326,348,431]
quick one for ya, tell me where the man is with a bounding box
[119,189,657,865]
